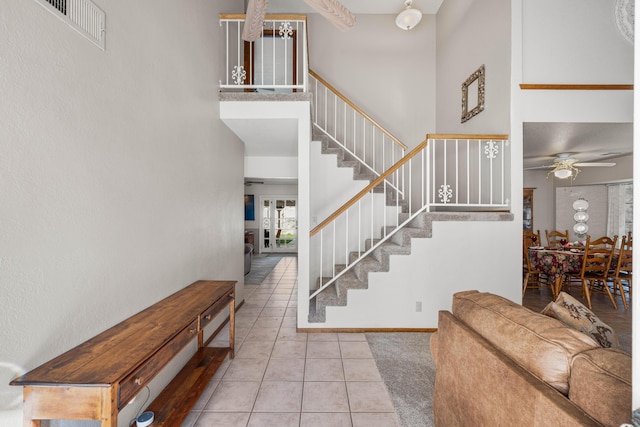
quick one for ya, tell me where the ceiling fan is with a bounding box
[525,153,616,179]
[242,0,356,42]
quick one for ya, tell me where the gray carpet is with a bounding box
[244,254,284,284]
[366,332,436,427]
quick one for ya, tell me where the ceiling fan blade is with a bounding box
[304,0,356,31]
[573,162,617,167]
[524,165,554,170]
[243,0,269,42]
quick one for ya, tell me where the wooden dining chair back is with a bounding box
[545,229,569,248]
[569,235,618,309]
[610,235,632,309]
[522,237,546,296]
[524,230,541,247]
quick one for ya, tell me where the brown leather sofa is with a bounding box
[430,290,631,427]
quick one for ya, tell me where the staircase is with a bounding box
[310,129,417,323]
[309,209,432,322]
[218,15,513,329]
[308,73,510,324]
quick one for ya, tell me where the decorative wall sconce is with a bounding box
[572,198,590,239]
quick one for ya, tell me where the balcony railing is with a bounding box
[426,134,511,210]
[219,14,308,92]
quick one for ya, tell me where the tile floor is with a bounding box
[181,256,400,427]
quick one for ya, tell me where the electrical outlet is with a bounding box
[415,301,422,312]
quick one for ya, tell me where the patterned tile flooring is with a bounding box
[180,256,400,427]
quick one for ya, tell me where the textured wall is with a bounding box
[0,0,243,425]
[307,14,437,149]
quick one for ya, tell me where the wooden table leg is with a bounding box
[23,386,117,427]
[553,276,562,300]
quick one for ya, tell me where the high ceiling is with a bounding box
[266,0,444,15]
[236,2,634,173]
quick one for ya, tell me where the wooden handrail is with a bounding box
[427,134,509,140]
[219,14,308,21]
[309,69,408,151]
[519,84,633,90]
[310,139,427,237]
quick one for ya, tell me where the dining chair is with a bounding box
[524,229,541,246]
[610,235,632,310]
[545,229,569,248]
[522,235,546,296]
[568,235,618,309]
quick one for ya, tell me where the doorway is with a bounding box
[261,197,297,253]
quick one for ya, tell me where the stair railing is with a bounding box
[427,134,511,209]
[309,70,407,193]
[309,134,511,302]
[309,139,428,301]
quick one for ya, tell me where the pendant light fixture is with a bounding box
[396,0,422,31]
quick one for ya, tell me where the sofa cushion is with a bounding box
[452,290,599,395]
[541,292,620,349]
[569,348,631,426]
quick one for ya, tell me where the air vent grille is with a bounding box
[45,0,67,15]
[35,0,106,50]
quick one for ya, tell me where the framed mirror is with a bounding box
[461,64,485,123]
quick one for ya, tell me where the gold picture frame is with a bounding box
[461,64,485,123]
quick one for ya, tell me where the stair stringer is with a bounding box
[309,212,516,328]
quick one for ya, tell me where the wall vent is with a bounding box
[35,0,106,50]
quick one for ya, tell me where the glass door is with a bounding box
[261,197,297,253]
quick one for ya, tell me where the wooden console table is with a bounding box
[11,280,236,427]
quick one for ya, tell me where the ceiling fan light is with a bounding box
[554,168,573,179]
[396,1,422,30]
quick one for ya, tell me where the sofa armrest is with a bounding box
[569,348,631,426]
[429,331,439,366]
[432,310,601,427]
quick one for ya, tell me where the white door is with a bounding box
[261,197,297,253]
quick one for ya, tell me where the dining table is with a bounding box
[527,246,584,299]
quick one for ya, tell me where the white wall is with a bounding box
[245,156,298,179]
[522,0,633,84]
[324,217,516,328]
[307,14,437,149]
[436,0,512,134]
[0,1,244,425]
[431,0,520,305]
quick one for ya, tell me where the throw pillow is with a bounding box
[541,292,620,349]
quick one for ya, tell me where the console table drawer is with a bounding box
[119,319,198,407]
[200,295,233,330]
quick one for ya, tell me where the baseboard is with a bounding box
[296,327,438,333]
